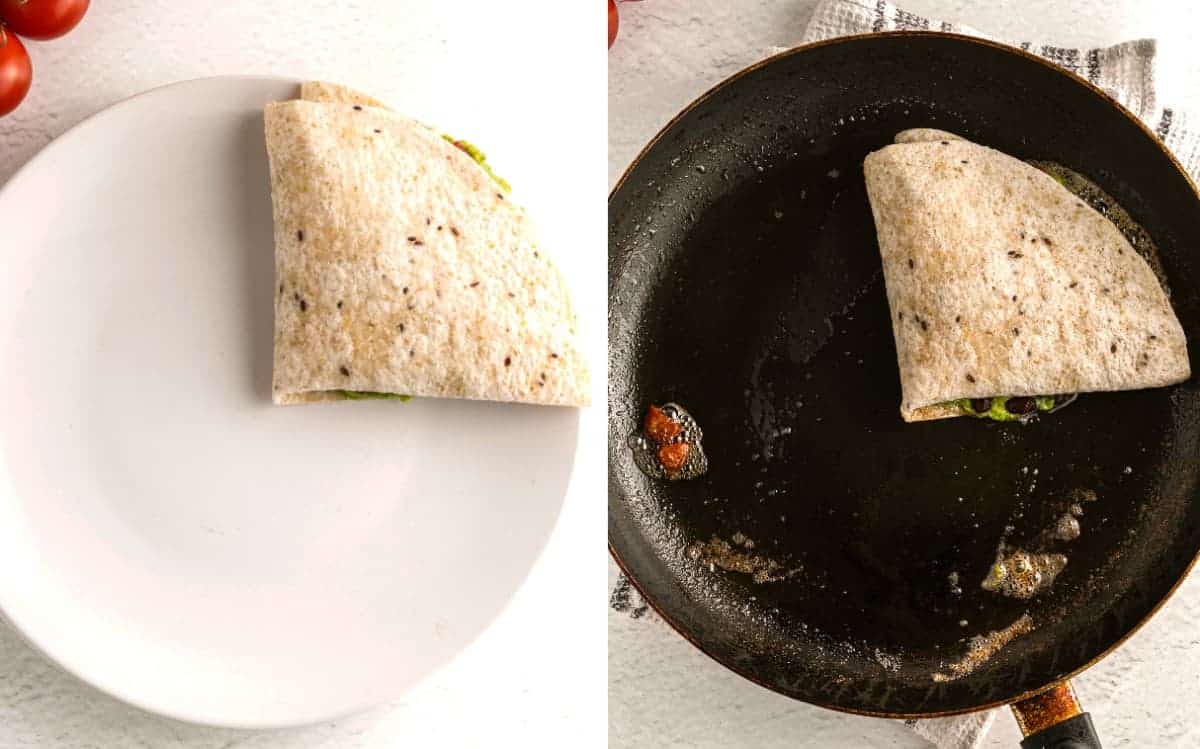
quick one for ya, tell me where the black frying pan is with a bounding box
[609,33,1200,748]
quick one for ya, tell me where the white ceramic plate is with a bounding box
[0,77,580,728]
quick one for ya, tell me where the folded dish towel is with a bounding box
[800,0,1196,183]
[611,2,1198,748]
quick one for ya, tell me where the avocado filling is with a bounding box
[442,135,511,193]
[338,391,412,401]
[952,395,1056,422]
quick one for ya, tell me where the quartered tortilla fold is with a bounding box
[863,130,1189,422]
[264,83,589,406]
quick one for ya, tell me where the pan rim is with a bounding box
[607,29,1200,720]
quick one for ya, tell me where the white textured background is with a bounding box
[0,2,607,748]
[608,1,1200,747]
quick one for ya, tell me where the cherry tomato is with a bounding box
[0,0,89,41]
[0,26,31,117]
[608,0,618,48]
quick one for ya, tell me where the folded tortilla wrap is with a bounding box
[264,83,589,406]
[863,130,1190,422]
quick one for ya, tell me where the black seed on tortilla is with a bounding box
[1020,231,1025,239]
[437,225,443,231]
[940,140,949,145]
[426,218,431,226]
[1069,281,1079,288]
[297,230,304,241]
[497,193,505,200]
[402,287,408,294]
[955,315,961,323]
[407,303,415,310]
[1150,334,1158,340]
[534,251,540,258]
[1030,237,1037,243]
[279,283,284,294]
[551,353,559,358]
[299,299,308,312]
[293,291,300,301]
[1102,287,1110,294]
[540,372,546,381]
[353,105,362,111]
[1013,328,1020,336]
[340,366,350,376]
[450,226,460,236]
[907,258,914,269]
[409,349,415,357]
[1012,295,1018,302]
[965,373,976,383]
[407,236,417,242]
[398,323,405,332]
[1008,251,1023,258]
[508,292,516,298]
[1042,236,1053,246]
[504,356,512,367]
[960,159,968,164]
[1027,349,1032,357]
[337,300,343,309]
[898,312,905,321]
[373,128,381,134]
[920,319,928,331]
[1111,343,1118,353]
[470,281,480,288]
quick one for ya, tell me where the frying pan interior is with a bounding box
[608,33,1200,716]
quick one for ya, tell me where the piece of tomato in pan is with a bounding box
[630,402,709,481]
[644,404,683,444]
[657,442,690,473]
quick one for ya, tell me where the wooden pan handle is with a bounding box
[1011,681,1102,748]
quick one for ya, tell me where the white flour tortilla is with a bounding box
[264,84,589,406]
[864,130,1190,422]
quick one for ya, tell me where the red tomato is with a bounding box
[0,25,31,117]
[608,0,618,48]
[0,0,89,41]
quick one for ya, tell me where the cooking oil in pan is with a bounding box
[981,547,1068,600]
[686,532,802,584]
[628,402,709,481]
[932,614,1035,683]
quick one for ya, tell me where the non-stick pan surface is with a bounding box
[609,33,1200,717]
